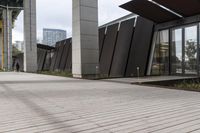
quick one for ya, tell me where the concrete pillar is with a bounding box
[2,9,12,71]
[0,29,2,69]
[23,0,37,72]
[72,0,99,78]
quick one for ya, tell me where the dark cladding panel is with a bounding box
[37,48,46,71]
[37,48,44,71]
[65,39,72,72]
[154,0,200,17]
[100,23,119,76]
[58,43,67,71]
[126,17,154,77]
[120,0,179,23]
[43,51,52,71]
[37,48,42,70]
[50,42,60,71]
[59,39,71,71]
[54,40,65,71]
[110,18,135,78]
[37,49,41,63]
[37,48,47,71]
[99,27,106,59]
[19,54,24,71]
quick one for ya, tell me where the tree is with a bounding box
[185,40,197,70]
[12,45,22,57]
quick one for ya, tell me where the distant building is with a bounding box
[43,28,67,46]
[13,41,24,52]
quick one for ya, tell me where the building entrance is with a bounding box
[151,24,199,76]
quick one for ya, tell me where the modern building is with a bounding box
[13,41,24,52]
[43,28,67,46]
[25,0,200,78]
[2,0,200,78]
[117,0,200,77]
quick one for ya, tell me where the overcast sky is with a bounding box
[12,0,130,43]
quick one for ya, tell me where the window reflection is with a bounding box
[185,26,197,75]
[151,24,199,76]
[151,34,160,75]
[171,29,182,74]
[151,30,169,75]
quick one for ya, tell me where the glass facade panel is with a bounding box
[171,29,183,75]
[184,26,197,75]
[159,30,169,75]
[151,30,169,75]
[151,23,200,76]
[151,34,160,75]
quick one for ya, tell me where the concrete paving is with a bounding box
[0,72,200,133]
[102,76,197,84]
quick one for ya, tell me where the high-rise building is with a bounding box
[43,28,67,46]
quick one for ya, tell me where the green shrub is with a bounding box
[38,71,72,77]
[174,79,200,91]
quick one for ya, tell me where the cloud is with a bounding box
[12,0,130,43]
[99,0,130,25]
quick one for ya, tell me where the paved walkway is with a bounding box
[102,76,196,84]
[0,72,200,133]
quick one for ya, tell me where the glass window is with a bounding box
[151,30,169,75]
[151,23,199,76]
[151,34,160,75]
[171,28,183,75]
[184,26,197,75]
[159,30,169,75]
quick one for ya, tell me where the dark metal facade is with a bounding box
[99,23,119,76]
[54,40,66,71]
[125,17,154,77]
[34,16,155,77]
[154,0,200,17]
[64,39,72,72]
[98,27,106,60]
[110,18,135,77]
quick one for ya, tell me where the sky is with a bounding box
[12,0,130,43]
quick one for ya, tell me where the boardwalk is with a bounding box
[0,72,200,133]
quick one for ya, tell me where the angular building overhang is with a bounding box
[120,0,180,23]
[120,0,200,24]
[154,0,200,17]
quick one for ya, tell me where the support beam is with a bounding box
[72,0,99,78]
[23,0,37,72]
[2,9,12,71]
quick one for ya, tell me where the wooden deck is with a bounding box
[0,72,200,133]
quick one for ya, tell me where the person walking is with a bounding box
[16,63,20,72]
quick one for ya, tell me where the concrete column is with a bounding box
[72,0,99,78]
[2,9,12,71]
[23,0,37,72]
[0,29,2,69]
